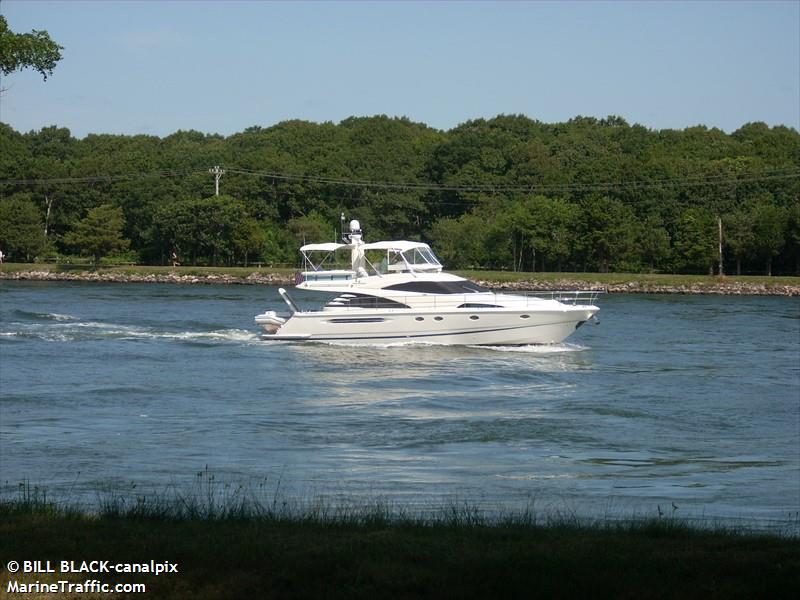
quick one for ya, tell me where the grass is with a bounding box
[457,269,800,288]
[3,262,800,289]
[2,480,799,599]
[0,262,296,279]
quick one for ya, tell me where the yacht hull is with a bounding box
[259,306,598,345]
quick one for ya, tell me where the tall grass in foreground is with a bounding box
[4,475,799,599]
[3,471,797,539]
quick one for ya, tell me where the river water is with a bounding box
[1,282,798,531]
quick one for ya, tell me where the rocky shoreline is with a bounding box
[0,269,292,286]
[474,278,800,296]
[3,268,799,296]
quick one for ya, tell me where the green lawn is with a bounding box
[457,269,800,288]
[3,263,800,289]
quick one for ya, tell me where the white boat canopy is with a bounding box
[361,240,430,252]
[361,240,442,272]
[300,242,348,252]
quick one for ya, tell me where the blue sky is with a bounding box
[1,0,798,138]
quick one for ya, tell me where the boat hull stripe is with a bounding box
[268,320,581,341]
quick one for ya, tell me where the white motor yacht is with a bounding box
[255,220,601,345]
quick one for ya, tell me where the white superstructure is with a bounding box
[255,220,601,345]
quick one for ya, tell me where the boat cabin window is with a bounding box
[457,303,502,308]
[325,293,410,309]
[382,281,490,294]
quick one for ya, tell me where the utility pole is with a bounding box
[209,165,225,196]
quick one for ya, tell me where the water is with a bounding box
[1,281,798,530]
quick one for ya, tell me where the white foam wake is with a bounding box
[0,321,260,344]
[474,343,589,353]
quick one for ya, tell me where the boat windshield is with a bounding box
[364,243,442,275]
[382,280,490,294]
[402,246,442,268]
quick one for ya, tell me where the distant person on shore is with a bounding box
[171,251,180,267]
[0,249,4,263]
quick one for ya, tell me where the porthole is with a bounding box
[469,315,479,320]
[434,316,443,321]
[415,317,424,321]
[520,314,530,319]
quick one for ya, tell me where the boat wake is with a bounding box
[314,339,446,349]
[10,309,76,322]
[0,319,260,344]
[292,339,590,354]
[475,343,589,354]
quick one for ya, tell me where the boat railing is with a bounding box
[511,290,606,306]
[311,290,604,312]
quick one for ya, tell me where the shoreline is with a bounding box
[2,266,799,296]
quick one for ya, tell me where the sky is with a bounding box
[1,0,798,139]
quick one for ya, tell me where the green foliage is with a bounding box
[428,213,490,269]
[63,204,129,265]
[0,193,49,261]
[287,211,336,245]
[0,15,63,80]
[750,201,788,276]
[0,115,798,274]
[579,196,640,273]
[785,203,800,274]
[153,195,263,266]
[673,207,717,274]
[637,216,671,273]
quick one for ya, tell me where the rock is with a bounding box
[1,269,798,296]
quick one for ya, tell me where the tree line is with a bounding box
[0,114,798,275]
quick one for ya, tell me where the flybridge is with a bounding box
[298,219,443,286]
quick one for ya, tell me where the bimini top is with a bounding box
[300,242,347,253]
[361,240,430,252]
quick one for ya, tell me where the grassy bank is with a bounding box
[459,269,800,288]
[1,497,799,599]
[0,263,296,279]
[2,262,800,293]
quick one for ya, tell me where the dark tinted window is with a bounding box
[326,294,410,309]
[457,303,502,308]
[382,280,489,294]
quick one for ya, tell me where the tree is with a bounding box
[673,208,717,274]
[0,116,798,273]
[750,202,787,276]
[0,15,63,81]
[287,212,335,246]
[152,195,262,266]
[531,196,580,272]
[637,215,671,273]
[427,214,489,269]
[785,202,800,275]
[578,196,639,273]
[63,204,130,265]
[0,194,49,261]
[723,209,755,275]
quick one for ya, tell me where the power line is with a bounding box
[0,168,205,186]
[1,166,798,194]
[219,166,800,193]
